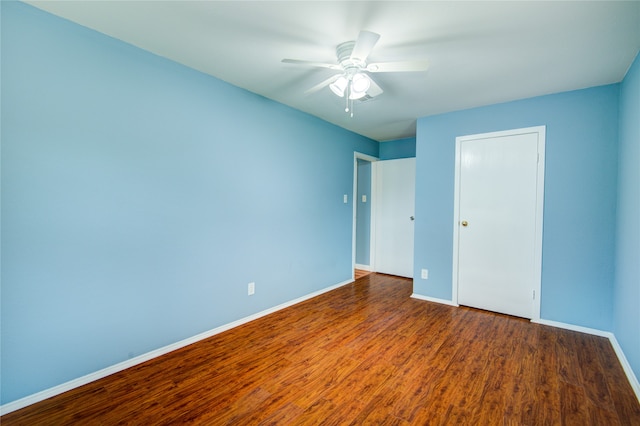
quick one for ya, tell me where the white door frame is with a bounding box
[451,126,546,321]
[352,152,378,279]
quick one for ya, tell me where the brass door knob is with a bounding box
[461,221,468,227]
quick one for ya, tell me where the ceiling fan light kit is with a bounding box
[329,75,348,97]
[282,30,429,118]
[329,73,370,98]
[351,73,371,96]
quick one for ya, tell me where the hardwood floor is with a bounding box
[3,273,639,425]
[354,269,371,280]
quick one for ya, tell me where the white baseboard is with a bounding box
[0,278,354,416]
[355,264,372,271]
[5,285,637,415]
[532,318,611,337]
[609,334,640,402]
[533,318,640,403]
[411,293,459,307]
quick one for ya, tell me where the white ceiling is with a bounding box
[26,1,640,142]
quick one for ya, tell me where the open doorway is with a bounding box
[352,153,377,280]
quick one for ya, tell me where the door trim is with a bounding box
[352,152,378,280]
[451,126,546,320]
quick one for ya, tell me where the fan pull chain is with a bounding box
[345,82,354,118]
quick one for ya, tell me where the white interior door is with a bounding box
[454,127,545,319]
[373,158,415,278]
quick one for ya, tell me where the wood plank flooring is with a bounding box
[354,269,371,280]
[3,273,639,425]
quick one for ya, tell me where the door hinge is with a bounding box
[533,290,536,300]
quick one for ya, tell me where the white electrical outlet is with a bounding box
[343,194,348,203]
[362,195,367,203]
[248,282,255,295]
[421,269,429,279]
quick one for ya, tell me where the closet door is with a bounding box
[454,127,545,319]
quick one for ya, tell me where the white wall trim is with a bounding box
[533,318,640,403]
[609,334,640,403]
[411,293,459,307]
[6,283,637,415]
[0,278,355,416]
[531,318,611,337]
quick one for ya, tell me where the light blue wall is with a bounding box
[0,2,378,404]
[414,85,619,331]
[614,53,640,379]
[355,160,372,266]
[379,137,416,160]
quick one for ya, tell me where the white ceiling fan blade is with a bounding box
[350,30,380,62]
[282,59,341,70]
[305,74,341,94]
[367,76,383,97]
[367,60,430,73]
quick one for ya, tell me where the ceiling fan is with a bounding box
[282,30,429,116]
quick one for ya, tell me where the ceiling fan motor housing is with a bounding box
[336,41,366,76]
